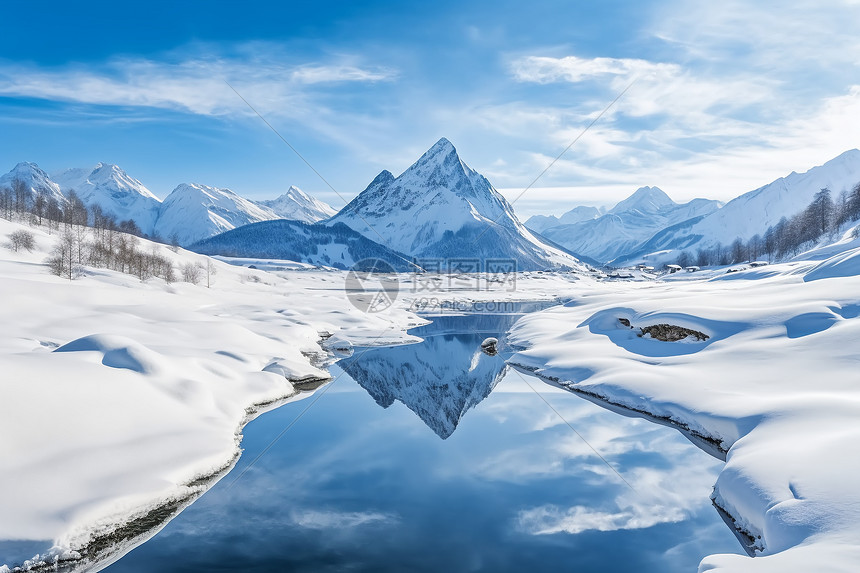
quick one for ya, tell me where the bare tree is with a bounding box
[73,221,89,264]
[0,187,11,219]
[182,262,202,284]
[12,179,31,215]
[118,218,142,237]
[748,234,762,261]
[9,230,36,252]
[32,193,46,226]
[204,258,217,288]
[48,231,77,280]
[66,190,88,228]
[809,188,835,237]
[730,238,745,264]
[45,196,62,232]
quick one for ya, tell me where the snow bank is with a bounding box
[508,260,860,571]
[0,218,420,570]
[804,244,860,282]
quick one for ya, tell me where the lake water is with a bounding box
[104,308,742,572]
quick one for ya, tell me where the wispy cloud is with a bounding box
[511,55,678,85]
[652,0,860,74]
[291,64,394,84]
[0,51,395,117]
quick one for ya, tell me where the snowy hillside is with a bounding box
[0,162,66,205]
[615,150,860,265]
[327,138,585,271]
[154,183,280,245]
[188,219,417,271]
[256,185,337,223]
[538,187,721,263]
[52,163,162,233]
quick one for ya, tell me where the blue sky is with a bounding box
[1,0,859,217]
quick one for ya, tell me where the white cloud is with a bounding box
[0,53,395,117]
[289,509,398,530]
[511,55,680,85]
[291,64,394,84]
[517,463,718,535]
[494,84,860,215]
[517,501,685,535]
[652,0,860,75]
[485,30,860,216]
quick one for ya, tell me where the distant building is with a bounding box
[666,264,682,273]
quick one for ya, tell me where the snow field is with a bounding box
[0,217,418,568]
[508,263,860,571]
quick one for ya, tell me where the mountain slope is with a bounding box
[52,163,162,233]
[256,186,336,223]
[188,219,416,271]
[326,138,584,271]
[0,162,66,205]
[540,186,721,263]
[154,183,279,245]
[614,149,860,265]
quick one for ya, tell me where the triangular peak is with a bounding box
[414,137,458,166]
[610,186,674,214]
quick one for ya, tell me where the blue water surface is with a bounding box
[105,311,741,572]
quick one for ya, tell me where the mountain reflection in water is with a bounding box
[338,312,522,439]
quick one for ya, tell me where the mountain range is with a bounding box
[527,150,860,266]
[525,205,604,233]
[5,142,860,272]
[527,187,722,263]
[0,162,336,245]
[257,185,337,223]
[612,149,860,266]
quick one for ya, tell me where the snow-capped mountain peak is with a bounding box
[538,186,722,263]
[88,163,161,201]
[154,182,279,245]
[418,137,458,167]
[256,185,336,223]
[609,186,675,215]
[51,163,162,232]
[0,162,66,205]
[53,163,159,200]
[328,138,584,270]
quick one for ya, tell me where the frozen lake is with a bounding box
[104,308,742,572]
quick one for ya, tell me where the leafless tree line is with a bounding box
[2,179,214,285]
[674,182,860,268]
